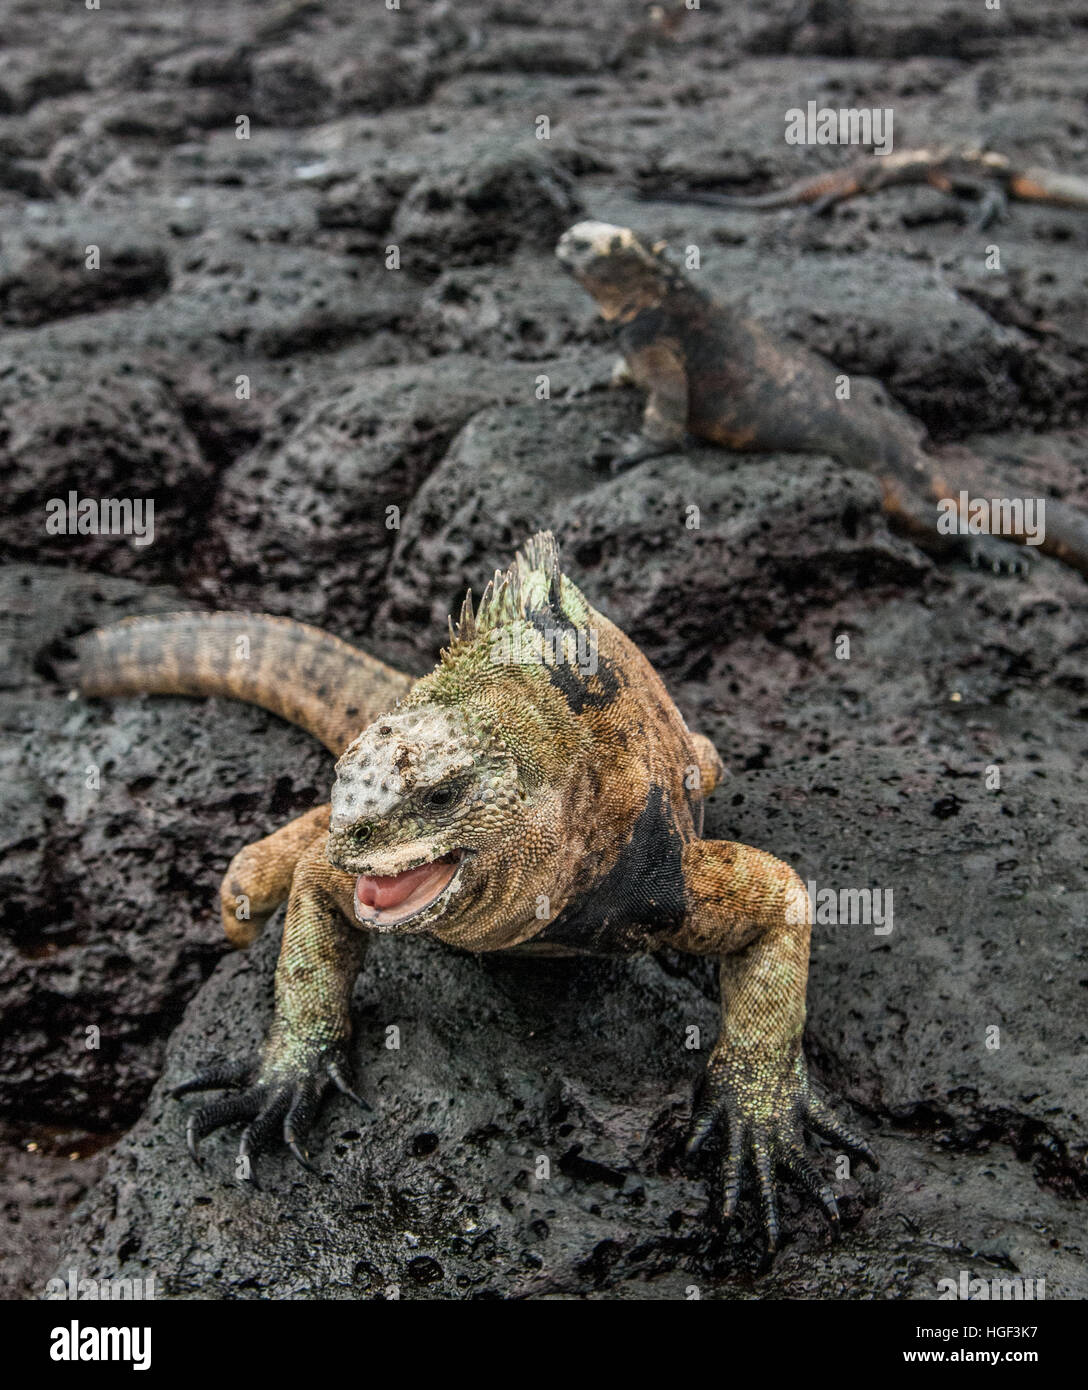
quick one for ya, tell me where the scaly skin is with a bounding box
[76,535,874,1252]
[556,221,1088,579]
[76,611,412,756]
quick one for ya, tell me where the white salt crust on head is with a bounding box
[331,705,478,829]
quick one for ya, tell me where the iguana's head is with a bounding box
[556,220,682,322]
[326,701,511,934]
[325,533,610,948]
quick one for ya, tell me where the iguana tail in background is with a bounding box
[75,612,413,756]
[883,456,1088,578]
[1018,497,1088,577]
[925,448,1088,577]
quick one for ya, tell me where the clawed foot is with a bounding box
[686,1054,877,1256]
[561,372,611,401]
[591,430,677,473]
[961,532,1033,576]
[172,1047,369,1180]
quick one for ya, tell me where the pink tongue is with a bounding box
[356,860,449,910]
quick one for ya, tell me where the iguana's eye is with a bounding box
[424,781,461,810]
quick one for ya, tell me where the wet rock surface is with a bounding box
[1,0,1086,1298]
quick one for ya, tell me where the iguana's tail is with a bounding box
[1027,499,1088,577]
[877,441,1088,578]
[75,612,414,756]
[930,466,1088,578]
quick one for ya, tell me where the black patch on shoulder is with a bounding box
[619,292,708,356]
[525,607,620,715]
[619,304,669,354]
[538,785,686,955]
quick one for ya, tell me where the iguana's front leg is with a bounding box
[675,841,876,1251]
[594,337,689,472]
[219,804,332,947]
[177,837,367,1176]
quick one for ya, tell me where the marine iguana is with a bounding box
[556,220,1088,577]
[640,145,1088,226]
[74,533,875,1253]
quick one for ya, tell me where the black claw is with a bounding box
[785,1147,841,1229]
[286,1135,318,1173]
[685,1118,715,1158]
[718,1136,745,1225]
[327,1059,371,1112]
[283,1078,323,1172]
[703,1105,746,1225]
[237,1090,292,1178]
[753,1143,779,1253]
[806,1095,877,1170]
[686,1090,725,1159]
[186,1122,205,1170]
[835,1130,878,1171]
[186,1092,260,1165]
[172,1059,251,1098]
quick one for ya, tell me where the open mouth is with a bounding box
[353,850,465,929]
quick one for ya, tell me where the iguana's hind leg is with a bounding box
[673,840,876,1253]
[219,805,331,947]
